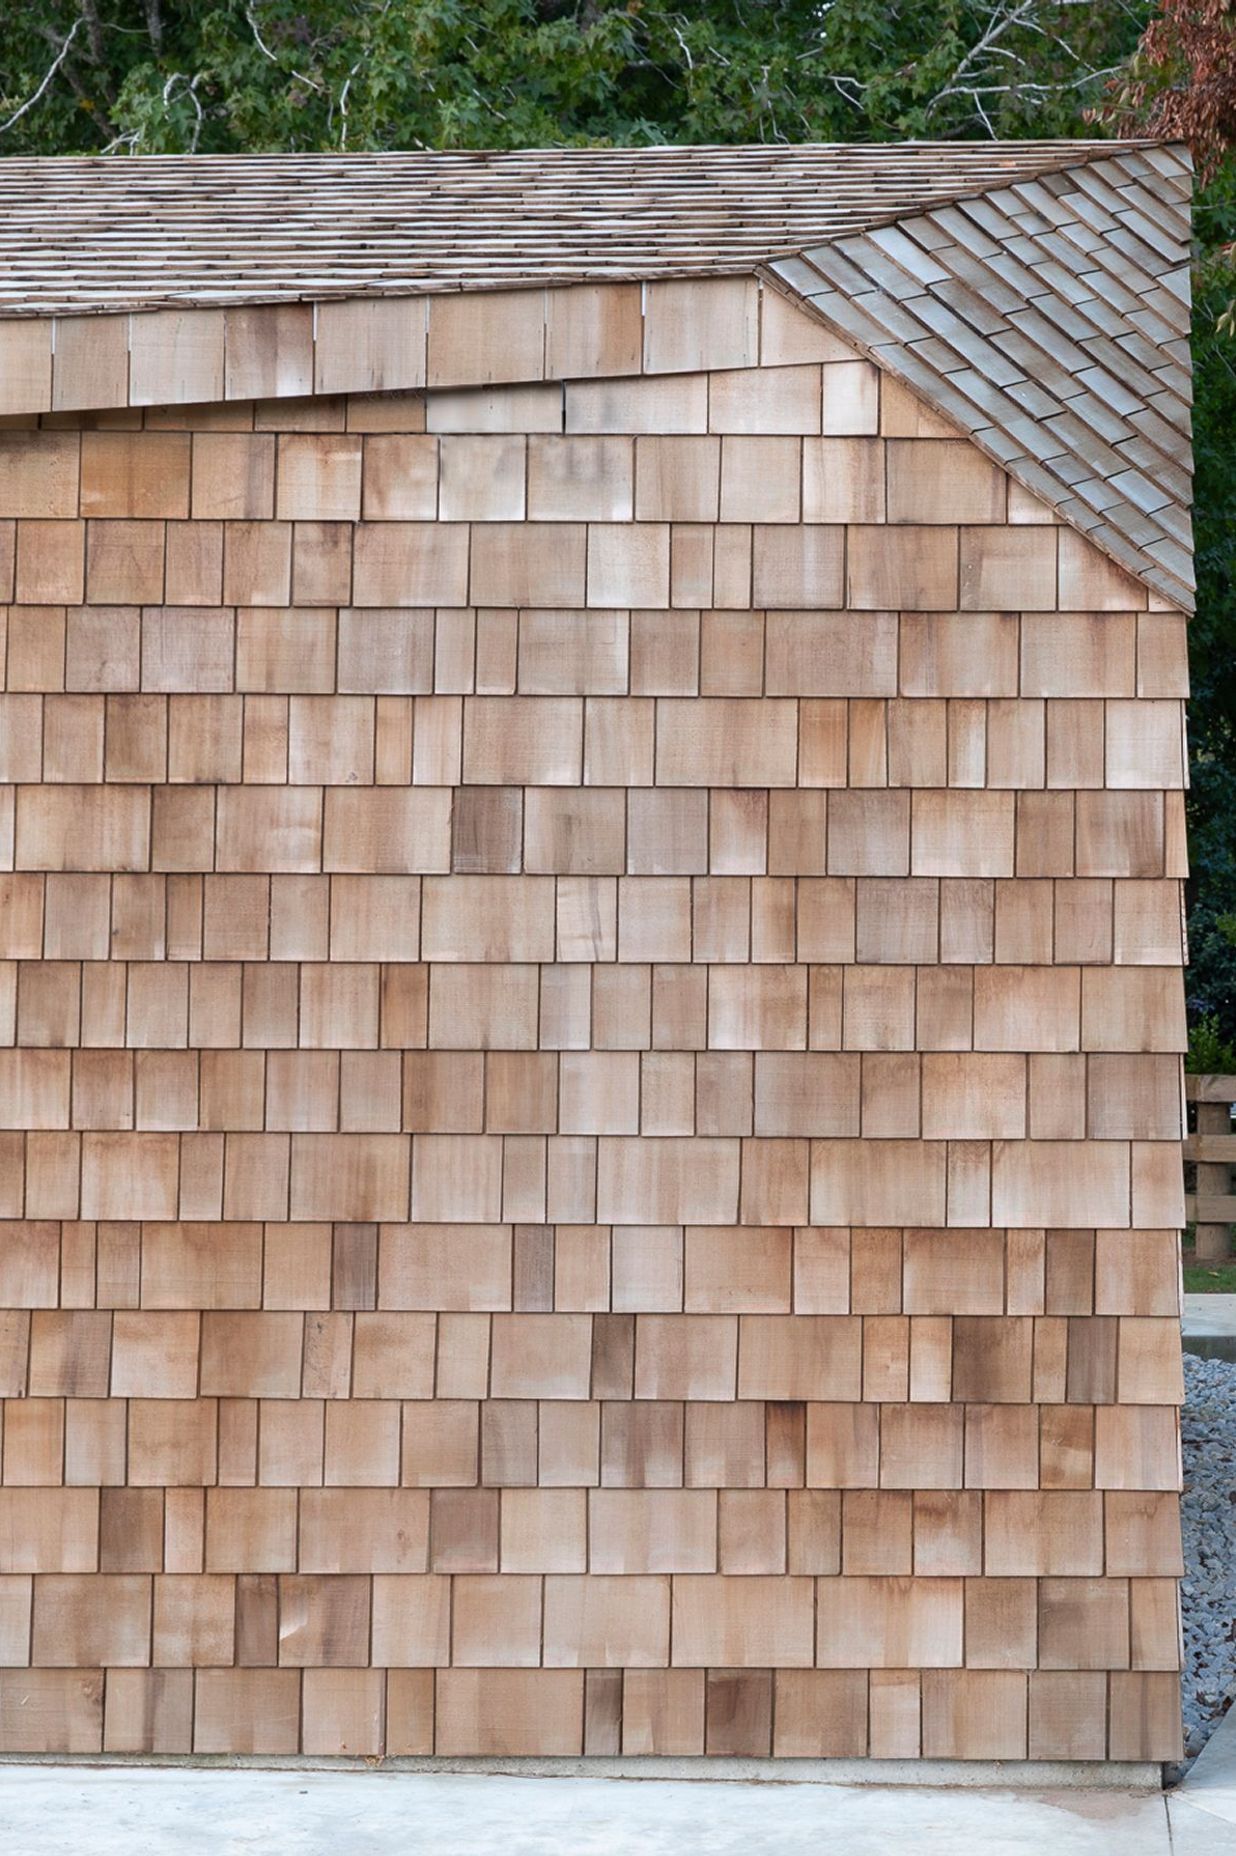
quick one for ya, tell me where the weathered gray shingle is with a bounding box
[768,145,1194,608]
[0,143,1151,314]
[0,139,1195,606]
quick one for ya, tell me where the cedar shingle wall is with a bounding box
[0,278,1185,1760]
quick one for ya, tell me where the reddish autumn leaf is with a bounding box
[1102,0,1236,179]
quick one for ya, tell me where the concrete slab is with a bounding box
[1182,1295,1236,1362]
[1178,1695,1236,1829]
[1167,1796,1236,1851]
[1184,1296,1236,1339]
[0,1767,1177,1856]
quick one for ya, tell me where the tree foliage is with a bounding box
[1104,0,1236,179]
[1,1,1148,155]
[1182,187,1236,1038]
[2,0,1236,1039]
[1099,2,1236,1039]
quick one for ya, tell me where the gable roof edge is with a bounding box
[760,263,1193,613]
[761,142,1195,614]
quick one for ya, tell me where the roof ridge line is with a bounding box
[0,136,1177,164]
[781,139,1189,250]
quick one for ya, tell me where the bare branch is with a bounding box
[337,61,365,149]
[920,0,1126,124]
[246,2,326,94]
[78,0,105,66]
[33,19,116,139]
[331,0,392,150]
[928,64,1128,114]
[161,70,205,154]
[0,14,85,136]
[245,3,279,66]
[931,0,1039,105]
[828,74,871,107]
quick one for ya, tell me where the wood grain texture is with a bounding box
[0,274,1185,1761]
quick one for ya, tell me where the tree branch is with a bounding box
[246,2,326,93]
[928,63,1129,114]
[163,70,204,152]
[0,14,86,136]
[922,0,1126,123]
[78,0,105,67]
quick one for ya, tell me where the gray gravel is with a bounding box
[1181,1351,1236,1760]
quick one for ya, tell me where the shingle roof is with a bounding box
[0,141,1194,607]
[0,142,1170,313]
[768,143,1194,609]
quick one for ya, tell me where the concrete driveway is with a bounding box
[0,1763,1231,1855]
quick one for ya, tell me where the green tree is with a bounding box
[1184,212,1236,1039]
[3,0,1233,1041]
[1103,0,1236,1042]
[0,1,1147,155]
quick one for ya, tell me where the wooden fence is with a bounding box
[1186,1074,1236,1261]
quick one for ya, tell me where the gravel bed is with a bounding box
[1181,1351,1236,1760]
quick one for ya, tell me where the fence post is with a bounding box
[1189,1077,1236,1264]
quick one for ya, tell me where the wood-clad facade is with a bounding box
[0,145,1191,1762]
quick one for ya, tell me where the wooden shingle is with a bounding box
[0,140,1189,1765]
